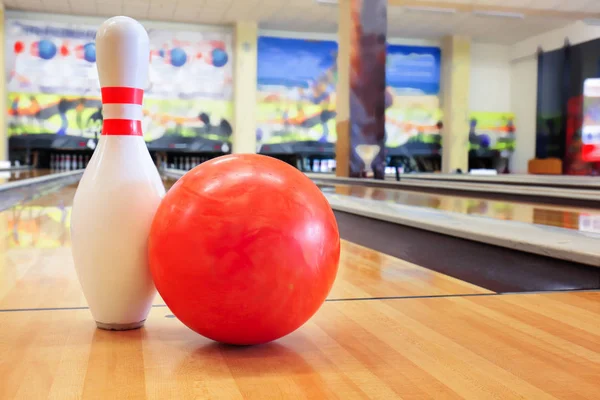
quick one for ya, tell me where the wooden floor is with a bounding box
[0,168,55,185]
[1,183,599,399]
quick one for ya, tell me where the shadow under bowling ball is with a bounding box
[177,339,317,380]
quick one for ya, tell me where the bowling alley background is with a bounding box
[256,36,446,151]
[5,18,233,144]
[255,36,516,158]
[4,15,517,167]
[535,39,600,176]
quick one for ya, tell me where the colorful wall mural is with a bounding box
[256,33,522,171]
[384,45,441,149]
[256,36,443,156]
[5,16,518,166]
[468,111,516,153]
[5,19,233,143]
[256,37,337,148]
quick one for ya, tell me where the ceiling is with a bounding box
[3,0,600,45]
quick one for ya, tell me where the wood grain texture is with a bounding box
[1,292,599,399]
[2,180,599,399]
[329,241,491,299]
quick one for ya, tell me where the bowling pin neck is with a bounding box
[96,17,148,137]
[101,118,143,136]
[101,87,143,136]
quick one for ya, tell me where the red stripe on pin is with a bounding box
[102,119,143,136]
[101,87,144,105]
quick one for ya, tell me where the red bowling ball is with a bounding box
[148,154,340,345]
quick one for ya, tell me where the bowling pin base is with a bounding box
[96,320,146,331]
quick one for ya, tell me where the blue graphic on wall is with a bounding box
[257,37,337,88]
[386,45,441,95]
[256,36,442,154]
[257,36,441,93]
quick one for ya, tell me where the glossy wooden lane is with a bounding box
[330,241,491,299]
[1,291,598,399]
[0,168,56,185]
[324,183,600,232]
[0,210,491,310]
[2,175,599,399]
[402,172,600,189]
[0,181,490,310]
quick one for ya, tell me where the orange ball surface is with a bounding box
[148,154,340,345]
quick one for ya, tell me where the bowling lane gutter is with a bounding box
[327,194,600,267]
[0,170,83,211]
[334,210,600,293]
[306,174,600,209]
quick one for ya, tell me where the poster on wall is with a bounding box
[255,35,442,157]
[5,18,233,144]
[384,44,441,154]
[256,36,337,151]
[468,111,516,154]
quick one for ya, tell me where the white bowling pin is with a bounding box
[71,16,165,331]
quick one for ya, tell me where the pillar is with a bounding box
[336,0,387,179]
[441,35,471,173]
[0,4,7,162]
[232,21,258,154]
[335,0,351,177]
